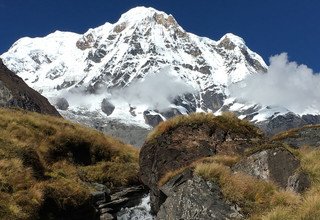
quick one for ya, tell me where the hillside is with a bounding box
[0,59,60,116]
[139,113,320,219]
[0,108,139,219]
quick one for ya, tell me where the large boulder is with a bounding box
[101,98,115,116]
[139,113,263,213]
[157,175,242,220]
[0,59,60,116]
[233,147,310,193]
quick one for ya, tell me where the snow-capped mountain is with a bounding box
[2,7,319,145]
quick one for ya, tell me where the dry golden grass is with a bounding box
[0,108,139,219]
[258,147,320,220]
[146,112,262,142]
[198,154,240,167]
[195,161,301,218]
[158,166,190,187]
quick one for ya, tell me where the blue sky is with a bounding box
[1,0,319,71]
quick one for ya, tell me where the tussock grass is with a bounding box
[195,161,301,218]
[146,112,262,142]
[158,166,190,187]
[0,108,139,219]
[257,147,320,220]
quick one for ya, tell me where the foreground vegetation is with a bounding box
[154,113,320,220]
[146,112,263,142]
[0,108,139,219]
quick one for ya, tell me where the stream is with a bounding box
[117,194,154,220]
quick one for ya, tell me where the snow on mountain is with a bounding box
[4,6,313,144]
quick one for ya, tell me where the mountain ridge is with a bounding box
[1,6,318,145]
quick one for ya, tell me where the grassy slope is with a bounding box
[0,108,139,219]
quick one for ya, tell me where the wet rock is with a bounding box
[94,185,148,219]
[55,97,69,110]
[101,99,115,116]
[157,175,243,220]
[233,147,310,192]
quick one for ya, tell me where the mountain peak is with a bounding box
[218,33,246,49]
[118,6,167,23]
[116,6,178,29]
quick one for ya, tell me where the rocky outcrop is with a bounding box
[0,59,60,116]
[273,125,320,148]
[157,174,242,220]
[143,110,163,127]
[233,147,310,193]
[139,114,263,213]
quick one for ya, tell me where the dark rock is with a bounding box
[143,110,163,127]
[173,93,197,113]
[202,89,226,112]
[55,97,69,110]
[101,98,115,116]
[0,59,60,116]
[159,169,193,197]
[139,119,263,213]
[233,147,310,192]
[257,112,320,136]
[160,107,182,119]
[287,172,311,193]
[218,36,236,50]
[274,125,320,148]
[157,175,243,220]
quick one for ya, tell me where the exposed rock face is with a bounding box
[273,125,320,148]
[93,185,148,219]
[0,59,60,116]
[143,110,164,127]
[233,147,310,192]
[258,112,320,136]
[101,98,115,116]
[55,97,69,110]
[139,116,263,213]
[157,175,242,220]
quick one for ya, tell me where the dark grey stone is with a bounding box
[101,98,115,116]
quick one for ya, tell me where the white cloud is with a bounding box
[113,66,196,110]
[230,53,320,114]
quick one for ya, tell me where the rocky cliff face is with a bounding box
[0,59,60,116]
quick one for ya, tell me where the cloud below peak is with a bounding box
[230,53,320,114]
